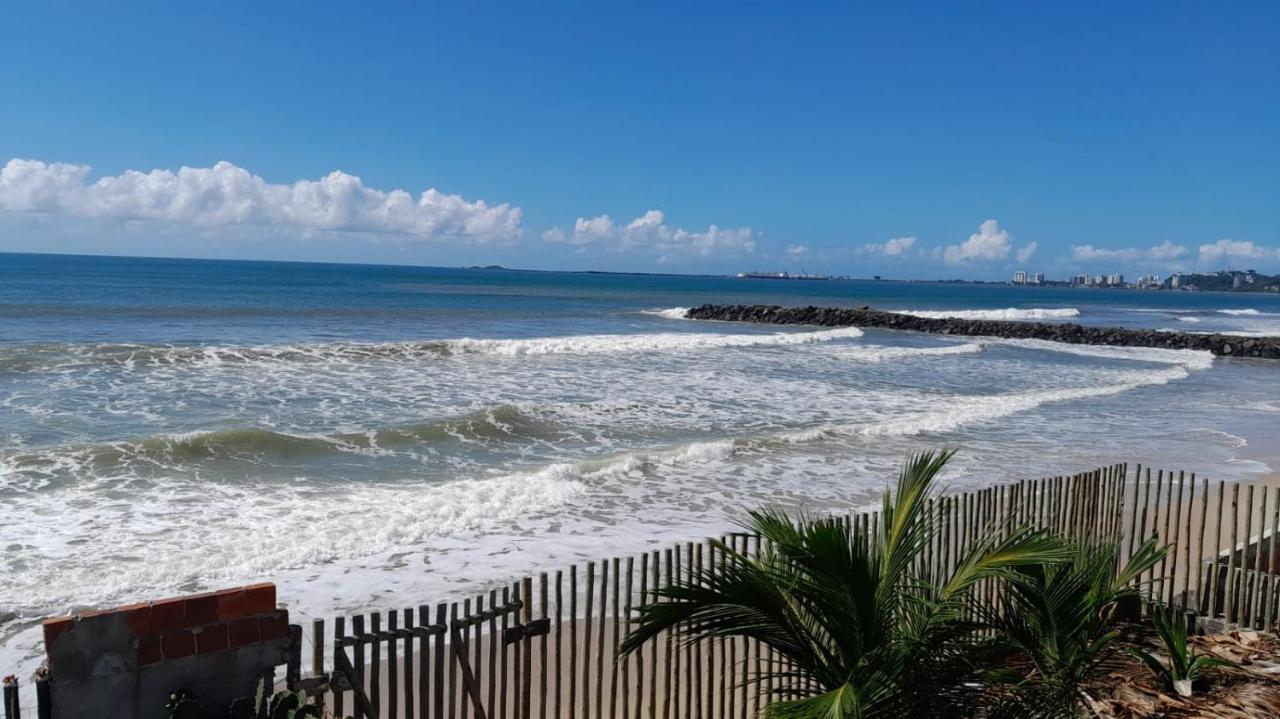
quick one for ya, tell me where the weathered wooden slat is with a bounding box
[521,577,534,719]
[1167,472,1185,607]
[419,605,431,719]
[622,556,634,719]
[1225,484,1240,622]
[388,609,399,719]
[1265,489,1280,629]
[1209,482,1226,617]
[583,561,595,718]
[403,608,414,719]
[471,596,482,719]
[1126,465,1142,565]
[554,571,564,719]
[352,615,368,719]
[334,616,347,718]
[1242,486,1257,627]
[311,619,325,709]
[610,558,621,719]
[1194,479,1208,615]
[1251,490,1269,629]
[465,596,476,716]
[448,605,459,719]
[569,566,578,719]
[649,550,660,719]
[664,547,676,719]
[596,560,609,719]
[487,590,498,717]
[539,573,548,719]
[500,587,511,719]
[1181,478,1195,611]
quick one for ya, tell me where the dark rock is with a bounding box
[682,304,1280,360]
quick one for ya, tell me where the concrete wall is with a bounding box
[42,583,291,719]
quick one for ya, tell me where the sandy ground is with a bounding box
[320,617,774,718]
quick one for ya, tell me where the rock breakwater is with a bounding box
[684,304,1280,360]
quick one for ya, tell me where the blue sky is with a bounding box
[1,1,1276,279]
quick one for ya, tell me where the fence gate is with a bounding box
[327,578,544,719]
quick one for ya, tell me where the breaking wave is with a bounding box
[0,326,866,372]
[830,343,985,362]
[1220,309,1260,316]
[642,307,691,320]
[991,338,1215,370]
[894,307,1080,321]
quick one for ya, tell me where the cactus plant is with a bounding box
[226,678,321,719]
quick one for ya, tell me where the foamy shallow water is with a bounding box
[3,255,1280,681]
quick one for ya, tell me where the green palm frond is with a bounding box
[622,450,1083,718]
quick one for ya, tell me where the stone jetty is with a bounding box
[684,304,1280,360]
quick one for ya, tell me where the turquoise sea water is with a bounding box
[3,252,1280,673]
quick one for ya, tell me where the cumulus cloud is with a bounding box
[0,158,523,241]
[786,244,809,255]
[1148,240,1188,261]
[943,220,1014,264]
[1199,239,1275,262]
[1016,241,1038,263]
[863,236,916,256]
[1071,245,1139,262]
[1071,240,1189,263]
[543,209,754,257]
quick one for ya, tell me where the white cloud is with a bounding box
[1071,245,1138,262]
[1199,239,1275,262]
[786,244,809,255]
[863,236,916,256]
[1071,241,1189,264]
[544,209,754,257]
[943,220,1012,264]
[0,158,523,241]
[1148,240,1188,261]
[1016,241,1038,263]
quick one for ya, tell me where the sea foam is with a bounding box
[642,307,692,320]
[893,307,1080,321]
[829,342,985,362]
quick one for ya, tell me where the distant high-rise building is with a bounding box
[1107,273,1124,286]
[1074,273,1089,286]
[1033,272,1045,284]
[1013,270,1027,285]
[1171,272,1182,289]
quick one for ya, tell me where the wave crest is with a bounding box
[894,307,1080,321]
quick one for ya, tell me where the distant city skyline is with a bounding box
[1,2,1277,280]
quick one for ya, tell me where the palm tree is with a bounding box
[620,450,1069,718]
[982,537,1167,718]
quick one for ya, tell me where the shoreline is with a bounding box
[684,304,1280,359]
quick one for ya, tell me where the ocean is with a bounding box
[3,252,1280,674]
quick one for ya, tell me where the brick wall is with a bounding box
[41,584,293,719]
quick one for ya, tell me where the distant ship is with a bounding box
[736,270,834,281]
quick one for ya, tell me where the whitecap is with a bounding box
[829,343,985,362]
[641,307,691,320]
[893,307,1080,321]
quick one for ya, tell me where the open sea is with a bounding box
[4,252,1280,674]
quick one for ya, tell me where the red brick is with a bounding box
[244,583,276,615]
[150,598,186,632]
[162,630,196,660]
[195,623,228,654]
[227,617,259,647]
[42,617,73,648]
[122,604,152,635]
[137,635,163,666]
[258,612,288,642]
[185,593,218,626]
[215,588,247,621]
